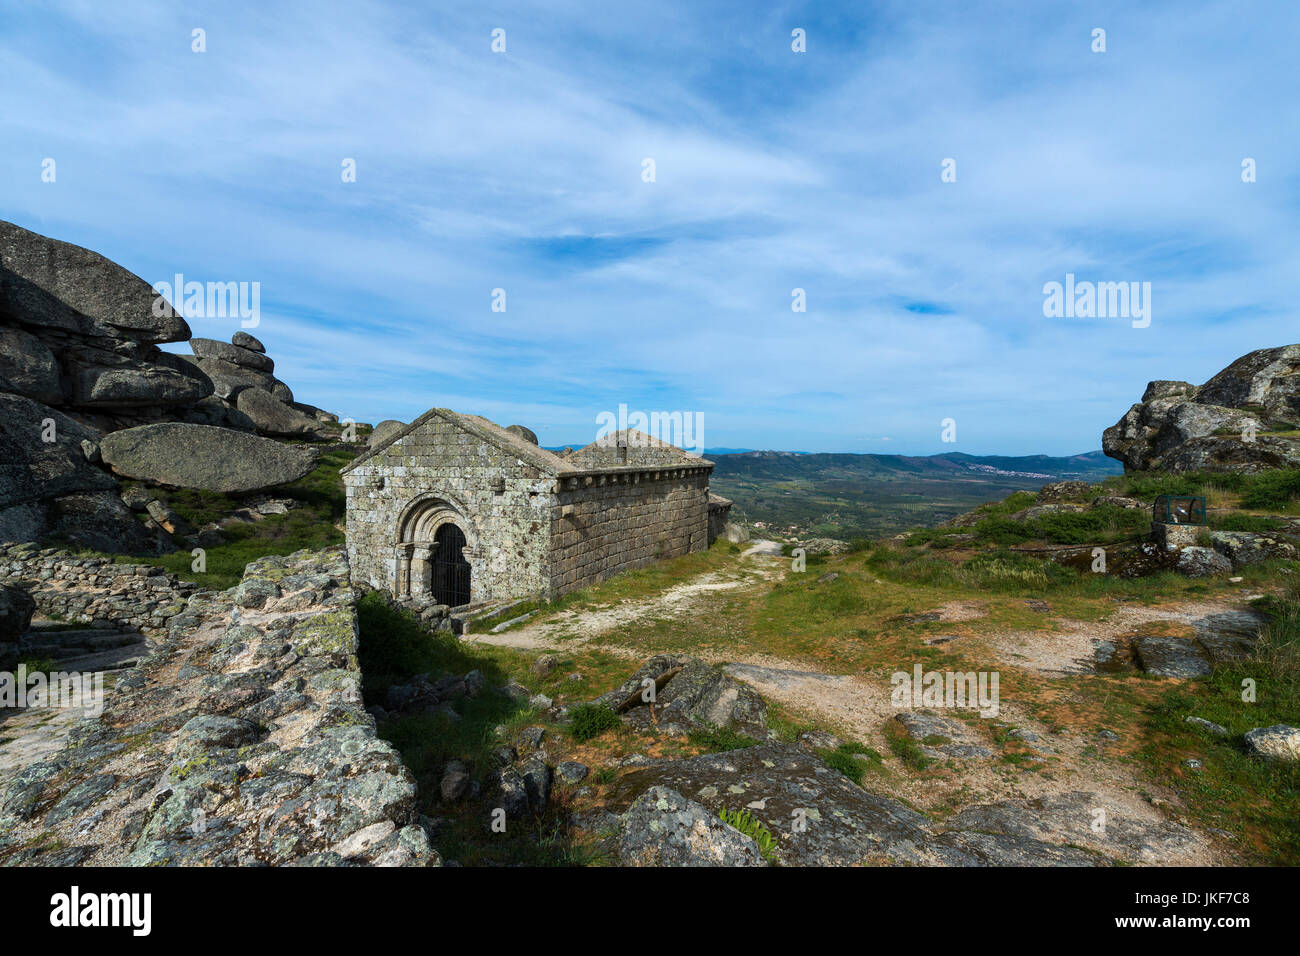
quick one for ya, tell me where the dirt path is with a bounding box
[466,548,1241,864]
[467,544,785,653]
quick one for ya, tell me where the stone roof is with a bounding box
[563,429,712,470]
[340,411,713,477]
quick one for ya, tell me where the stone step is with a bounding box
[18,628,147,660]
[46,646,146,673]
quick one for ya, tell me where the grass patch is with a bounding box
[886,726,933,771]
[719,807,778,863]
[568,703,623,742]
[687,725,761,753]
[817,742,882,785]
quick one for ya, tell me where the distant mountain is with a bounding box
[709,450,1119,482]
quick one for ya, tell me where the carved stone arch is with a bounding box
[392,492,479,603]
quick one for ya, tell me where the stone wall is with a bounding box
[707,494,732,545]
[549,472,710,594]
[343,416,557,602]
[0,542,198,635]
[0,546,438,866]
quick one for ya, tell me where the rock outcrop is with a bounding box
[1103,345,1300,472]
[0,393,158,552]
[590,655,768,739]
[0,547,439,866]
[99,423,319,494]
[0,219,345,552]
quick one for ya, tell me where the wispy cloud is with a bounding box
[1,0,1295,454]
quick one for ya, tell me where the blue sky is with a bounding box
[2,0,1297,454]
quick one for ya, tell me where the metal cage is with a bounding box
[1152,494,1207,525]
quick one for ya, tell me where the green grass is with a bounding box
[816,742,883,785]
[863,547,1076,593]
[719,807,779,863]
[1239,469,1300,510]
[1138,586,1300,863]
[886,730,933,771]
[567,703,622,742]
[1102,467,1300,511]
[354,593,609,866]
[687,725,761,753]
[1211,513,1286,533]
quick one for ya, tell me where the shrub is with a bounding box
[1212,513,1285,533]
[568,704,622,742]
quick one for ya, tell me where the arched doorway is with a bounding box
[430,523,471,607]
[393,494,478,605]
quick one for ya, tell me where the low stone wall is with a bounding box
[0,546,438,867]
[0,542,197,636]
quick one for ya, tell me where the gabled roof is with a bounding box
[562,429,712,470]
[340,408,574,476]
[341,412,713,477]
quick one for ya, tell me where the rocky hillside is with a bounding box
[0,548,438,866]
[1104,345,1300,473]
[0,220,352,555]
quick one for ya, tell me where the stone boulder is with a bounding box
[175,354,277,400]
[505,424,539,445]
[605,743,934,866]
[797,537,850,555]
[1037,480,1094,502]
[175,395,258,432]
[0,393,157,551]
[68,356,213,407]
[235,388,326,438]
[1209,531,1297,566]
[369,420,405,448]
[99,423,319,493]
[1244,725,1300,762]
[615,786,764,866]
[1161,435,1300,474]
[1173,546,1232,578]
[591,655,768,739]
[232,331,265,353]
[1197,344,1300,420]
[0,326,63,404]
[722,522,750,544]
[0,219,191,343]
[191,337,275,372]
[1103,345,1300,472]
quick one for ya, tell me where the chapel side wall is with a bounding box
[343,420,557,602]
[547,471,710,595]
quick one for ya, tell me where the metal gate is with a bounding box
[431,523,471,607]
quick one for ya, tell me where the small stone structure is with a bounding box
[341,408,721,605]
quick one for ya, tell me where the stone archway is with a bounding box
[393,495,479,605]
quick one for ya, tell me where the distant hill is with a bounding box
[709,450,1119,482]
[707,449,1120,540]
